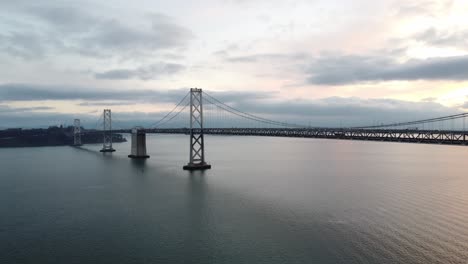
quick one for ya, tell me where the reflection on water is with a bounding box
[183,172,211,262]
[130,158,147,173]
[1,135,468,264]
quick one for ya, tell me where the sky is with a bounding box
[1,0,468,128]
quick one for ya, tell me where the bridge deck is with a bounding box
[85,128,468,146]
[131,128,468,146]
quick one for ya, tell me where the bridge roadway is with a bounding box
[115,128,468,146]
[85,128,468,145]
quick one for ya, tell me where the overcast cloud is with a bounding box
[307,54,468,85]
[0,83,188,103]
[94,63,186,80]
[0,0,467,128]
[0,5,192,60]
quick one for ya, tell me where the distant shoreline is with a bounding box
[0,126,126,148]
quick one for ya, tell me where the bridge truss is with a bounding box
[146,128,468,146]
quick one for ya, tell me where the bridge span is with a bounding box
[89,127,468,146]
[143,128,468,146]
[74,88,468,170]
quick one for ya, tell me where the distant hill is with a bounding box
[0,126,126,148]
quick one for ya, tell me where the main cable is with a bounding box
[353,112,468,129]
[204,96,302,128]
[149,91,190,128]
[204,91,305,128]
[154,100,190,128]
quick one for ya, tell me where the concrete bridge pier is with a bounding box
[128,127,150,159]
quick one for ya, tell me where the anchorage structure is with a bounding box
[183,88,211,170]
[100,109,115,152]
[73,119,82,146]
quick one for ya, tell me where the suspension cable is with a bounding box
[353,113,468,129]
[203,96,303,128]
[204,96,284,127]
[204,91,305,128]
[94,114,103,131]
[148,91,190,128]
[154,100,190,128]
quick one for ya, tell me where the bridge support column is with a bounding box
[73,119,82,146]
[183,88,211,170]
[128,127,150,159]
[100,109,116,152]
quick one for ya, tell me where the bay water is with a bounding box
[1,135,468,263]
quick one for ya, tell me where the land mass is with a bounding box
[0,126,126,148]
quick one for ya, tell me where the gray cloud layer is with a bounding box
[415,27,468,48]
[0,105,53,113]
[394,0,454,17]
[226,53,308,63]
[94,63,185,80]
[0,83,270,105]
[223,44,468,85]
[307,54,468,85]
[225,50,468,85]
[0,83,187,103]
[0,4,192,59]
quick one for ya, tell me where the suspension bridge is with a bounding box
[72,88,468,170]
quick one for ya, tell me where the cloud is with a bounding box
[203,90,272,103]
[306,54,468,85]
[237,96,451,117]
[225,53,309,63]
[94,63,185,80]
[0,4,193,60]
[0,105,54,113]
[0,83,271,105]
[421,97,437,102]
[0,83,188,103]
[393,0,454,17]
[461,102,468,109]
[78,101,136,107]
[0,32,46,59]
[223,50,468,85]
[80,14,192,55]
[26,5,99,33]
[414,27,468,49]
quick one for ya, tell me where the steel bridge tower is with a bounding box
[73,119,82,146]
[183,88,211,170]
[100,109,115,152]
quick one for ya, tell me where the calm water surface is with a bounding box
[1,135,468,263]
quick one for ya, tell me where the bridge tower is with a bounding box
[73,119,82,146]
[183,88,211,170]
[100,109,116,152]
